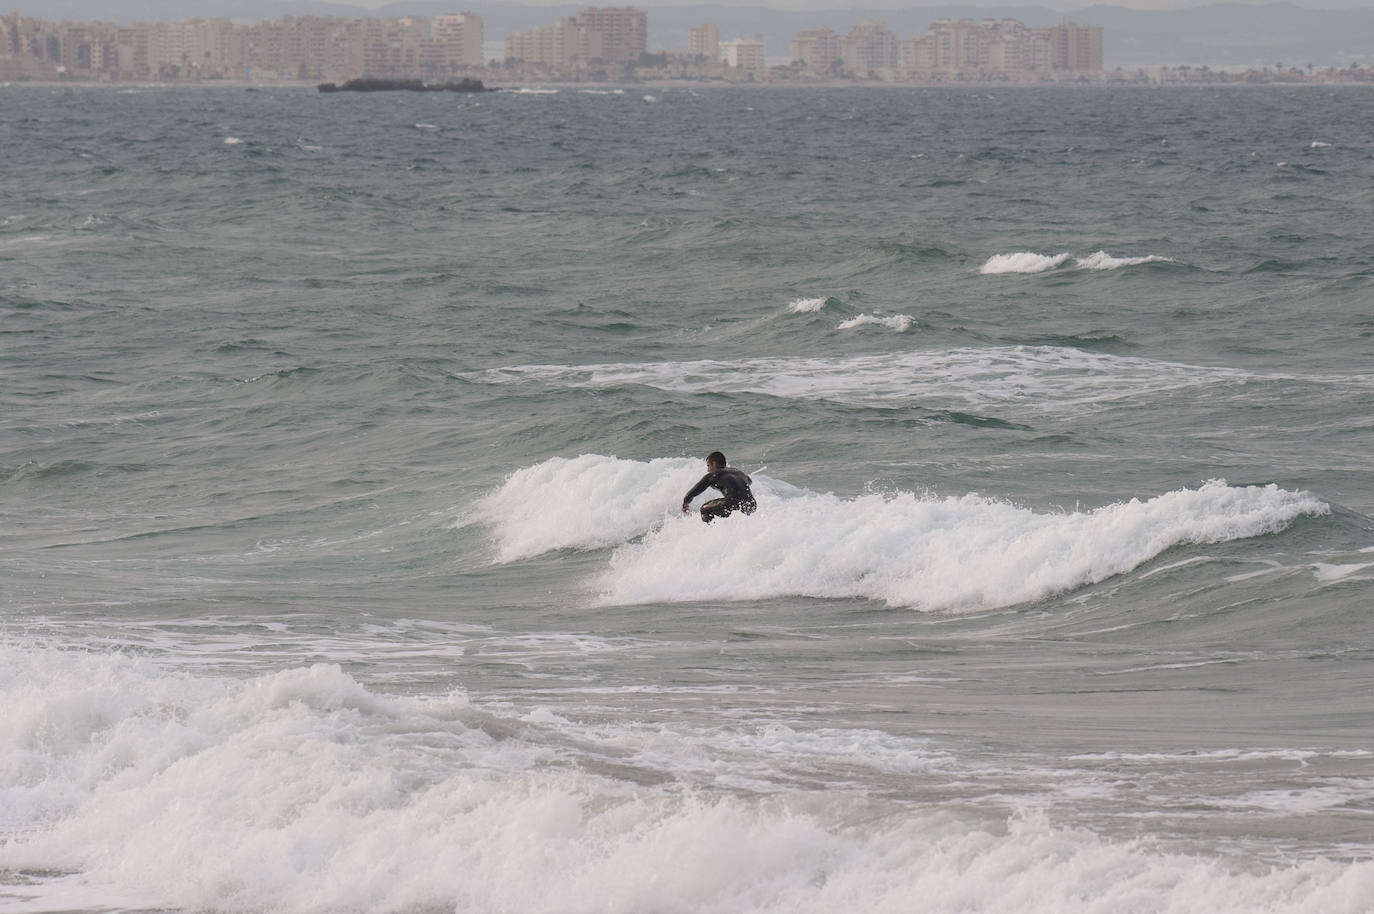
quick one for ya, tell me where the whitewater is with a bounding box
[477,455,1326,609]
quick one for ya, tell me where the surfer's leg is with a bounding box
[700,498,731,523]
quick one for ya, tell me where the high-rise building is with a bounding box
[505,17,603,68]
[689,23,718,61]
[790,27,841,71]
[1041,21,1103,71]
[433,13,483,68]
[575,7,646,62]
[116,25,151,79]
[843,21,899,74]
[899,35,934,74]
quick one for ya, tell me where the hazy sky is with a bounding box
[340,0,1374,8]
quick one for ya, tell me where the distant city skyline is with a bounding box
[8,4,1369,82]
[0,7,1108,81]
[7,1,1372,69]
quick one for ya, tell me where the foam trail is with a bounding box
[474,346,1274,416]
[980,252,1072,274]
[1076,251,1174,270]
[2,645,1371,914]
[596,478,1327,611]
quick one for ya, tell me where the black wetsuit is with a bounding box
[683,466,756,523]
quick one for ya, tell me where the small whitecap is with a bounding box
[837,313,913,332]
[643,95,657,103]
[1310,141,1330,148]
[980,252,1072,275]
[415,123,438,130]
[223,136,242,145]
[787,297,827,313]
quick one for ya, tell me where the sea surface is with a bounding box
[3,83,1373,913]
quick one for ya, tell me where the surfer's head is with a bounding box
[706,451,726,470]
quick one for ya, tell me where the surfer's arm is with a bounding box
[682,472,714,508]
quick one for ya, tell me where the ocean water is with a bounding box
[2,83,1373,913]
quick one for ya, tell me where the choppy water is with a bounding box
[3,83,1374,913]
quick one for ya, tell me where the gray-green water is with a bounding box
[3,84,1373,913]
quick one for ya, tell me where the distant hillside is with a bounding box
[14,1,1374,68]
[1077,4,1374,67]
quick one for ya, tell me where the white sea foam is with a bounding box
[475,456,1327,611]
[475,347,1260,415]
[981,251,1172,274]
[836,313,914,332]
[1312,561,1374,582]
[473,454,703,562]
[599,478,1326,610]
[2,645,1370,914]
[980,252,1072,274]
[786,296,827,313]
[1075,251,1175,270]
[222,136,242,145]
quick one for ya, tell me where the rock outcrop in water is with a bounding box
[317,78,491,93]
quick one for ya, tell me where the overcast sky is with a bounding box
[338,0,1374,8]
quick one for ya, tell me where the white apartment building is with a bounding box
[116,26,150,78]
[721,38,766,71]
[899,35,935,73]
[901,17,1098,78]
[505,18,604,68]
[433,13,484,68]
[1044,20,1103,71]
[689,23,718,61]
[843,21,899,75]
[505,7,641,68]
[790,27,841,71]
[574,7,646,62]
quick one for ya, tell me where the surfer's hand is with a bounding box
[681,504,689,514]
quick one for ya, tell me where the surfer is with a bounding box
[681,451,757,523]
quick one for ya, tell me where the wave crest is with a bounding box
[981,251,1174,274]
[475,457,1328,611]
